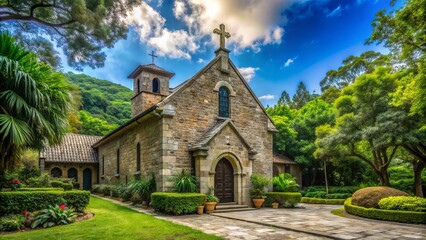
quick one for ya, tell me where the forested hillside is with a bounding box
[66,73,133,136]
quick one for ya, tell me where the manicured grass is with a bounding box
[0,197,222,240]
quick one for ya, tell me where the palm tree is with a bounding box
[0,32,70,186]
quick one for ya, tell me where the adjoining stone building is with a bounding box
[39,134,101,190]
[273,153,303,187]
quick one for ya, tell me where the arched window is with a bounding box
[68,168,78,181]
[51,167,62,178]
[218,86,230,117]
[152,78,160,93]
[116,149,120,174]
[136,143,141,172]
[137,79,141,93]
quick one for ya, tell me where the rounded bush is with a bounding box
[351,187,408,209]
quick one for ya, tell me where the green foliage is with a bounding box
[151,192,206,215]
[50,180,73,191]
[0,1,140,69]
[344,198,426,224]
[301,197,345,205]
[250,173,270,198]
[0,190,90,215]
[27,173,51,188]
[77,110,118,136]
[272,173,299,192]
[0,33,70,181]
[17,188,64,192]
[379,196,426,212]
[171,169,197,193]
[31,205,77,229]
[0,214,24,231]
[205,195,219,202]
[264,192,302,207]
[91,184,115,196]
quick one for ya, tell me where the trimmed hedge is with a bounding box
[151,192,205,215]
[304,191,352,199]
[379,196,426,212]
[0,190,90,215]
[344,198,426,224]
[264,192,302,207]
[301,197,345,205]
[17,188,64,192]
[51,180,73,191]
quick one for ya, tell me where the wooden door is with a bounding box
[214,158,234,203]
[83,168,92,190]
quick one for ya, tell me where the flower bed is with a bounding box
[344,198,426,224]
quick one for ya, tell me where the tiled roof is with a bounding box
[273,153,298,165]
[40,134,102,163]
[127,64,175,78]
[189,119,252,150]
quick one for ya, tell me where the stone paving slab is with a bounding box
[93,196,425,240]
[211,204,426,240]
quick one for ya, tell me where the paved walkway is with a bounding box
[93,196,425,240]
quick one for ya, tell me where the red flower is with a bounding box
[59,204,67,210]
[10,179,20,185]
[21,210,28,215]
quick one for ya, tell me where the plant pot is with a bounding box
[205,202,217,213]
[252,198,265,209]
[272,202,279,209]
[197,205,204,215]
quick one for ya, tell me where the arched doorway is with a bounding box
[214,158,234,203]
[83,168,92,190]
[68,168,78,181]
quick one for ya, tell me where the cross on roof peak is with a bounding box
[213,23,231,49]
[148,50,158,64]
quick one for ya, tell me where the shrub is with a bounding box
[302,186,359,196]
[31,204,77,228]
[250,173,270,199]
[272,173,299,192]
[17,188,64,192]
[0,215,24,231]
[0,190,90,215]
[264,192,302,207]
[205,195,219,202]
[171,169,197,193]
[128,173,157,204]
[351,187,408,208]
[301,197,345,205]
[344,198,426,224]
[50,180,73,191]
[151,192,205,215]
[27,173,51,188]
[379,196,426,212]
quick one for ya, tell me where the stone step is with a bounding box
[216,204,249,210]
[212,207,256,213]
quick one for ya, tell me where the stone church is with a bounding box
[40,25,300,205]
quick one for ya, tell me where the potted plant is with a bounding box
[250,173,270,209]
[197,205,205,214]
[205,195,219,213]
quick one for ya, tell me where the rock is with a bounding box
[352,186,408,209]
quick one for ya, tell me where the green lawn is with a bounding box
[0,197,221,240]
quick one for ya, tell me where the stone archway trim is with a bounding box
[213,81,236,96]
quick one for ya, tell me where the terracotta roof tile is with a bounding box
[40,134,102,163]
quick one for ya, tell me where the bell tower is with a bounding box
[128,53,174,117]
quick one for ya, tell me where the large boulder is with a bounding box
[352,186,408,209]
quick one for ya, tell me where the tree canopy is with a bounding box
[0,0,139,69]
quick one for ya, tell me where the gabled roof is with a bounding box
[128,64,175,78]
[40,134,102,163]
[273,152,298,165]
[189,118,252,151]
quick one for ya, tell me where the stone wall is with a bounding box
[44,162,98,189]
[98,114,165,188]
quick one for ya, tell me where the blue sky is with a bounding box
[63,0,398,106]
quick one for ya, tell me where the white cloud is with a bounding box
[197,58,206,64]
[238,67,260,82]
[259,94,275,100]
[284,56,298,67]
[126,1,199,59]
[326,5,342,17]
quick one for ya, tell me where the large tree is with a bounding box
[0,0,139,69]
[291,82,312,109]
[0,33,70,186]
